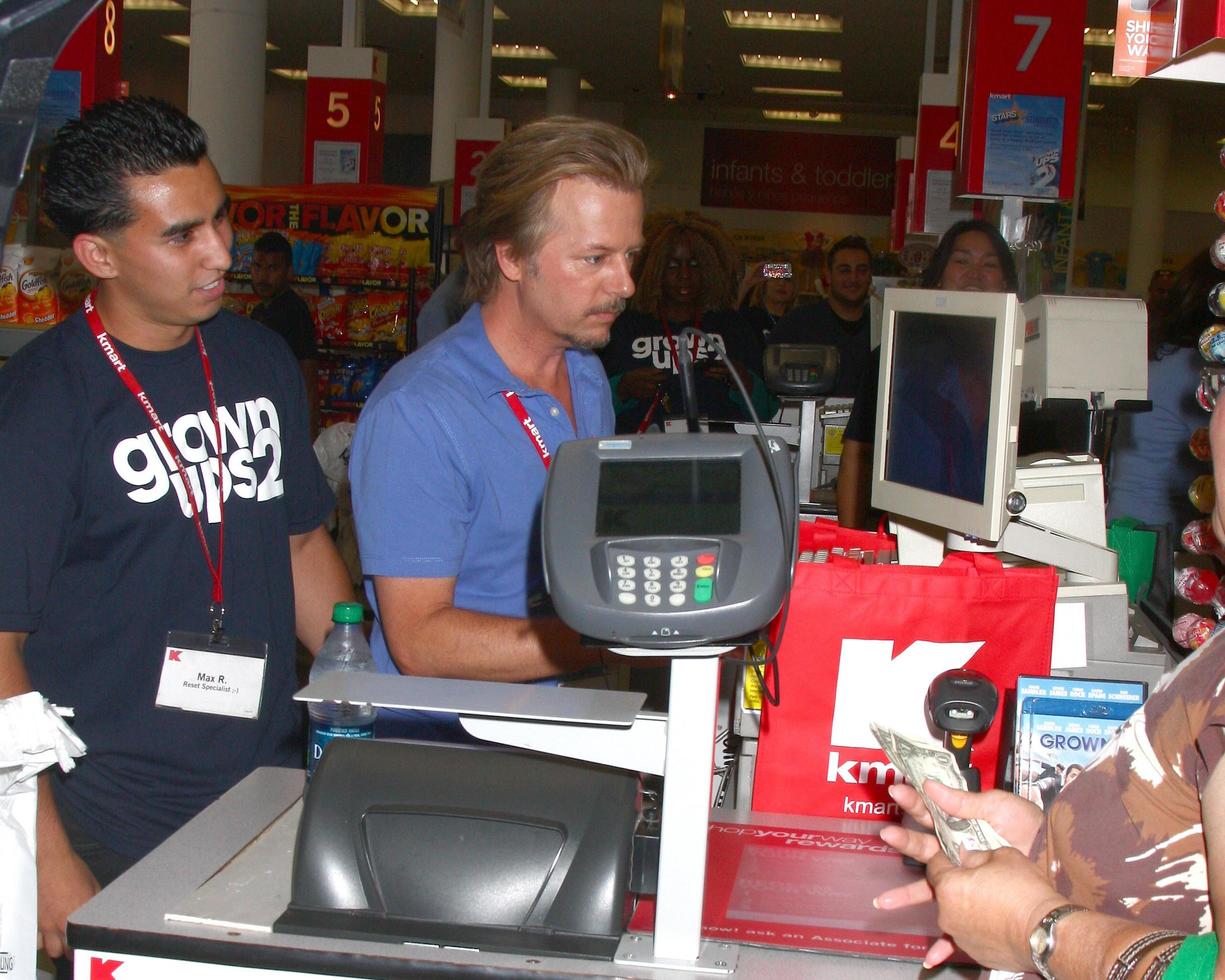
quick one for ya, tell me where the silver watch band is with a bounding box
[1031,903,1088,980]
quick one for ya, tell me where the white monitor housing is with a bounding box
[1020,295,1148,408]
[872,288,1123,586]
[872,287,1026,544]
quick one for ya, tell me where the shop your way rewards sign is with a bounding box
[701,128,895,216]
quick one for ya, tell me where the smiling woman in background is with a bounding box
[835,219,1019,526]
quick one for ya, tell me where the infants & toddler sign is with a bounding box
[701,128,895,216]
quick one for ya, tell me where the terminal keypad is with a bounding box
[608,545,719,608]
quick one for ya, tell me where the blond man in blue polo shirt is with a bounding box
[349,117,649,738]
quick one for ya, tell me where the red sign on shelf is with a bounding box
[701,129,895,216]
[303,47,387,185]
[53,0,124,109]
[957,0,1087,201]
[908,74,975,236]
[890,138,914,252]
[1113,0,1177,76]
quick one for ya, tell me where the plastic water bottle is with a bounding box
[306,601,377,780]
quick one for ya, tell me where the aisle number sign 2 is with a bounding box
[957,0,1087,201]
[304,47,387,185]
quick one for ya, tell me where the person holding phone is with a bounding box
[736,256,800,345]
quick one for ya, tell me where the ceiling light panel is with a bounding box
[498,75,593,89]
[377,1,507,18]
[742,53,840,72]
[491,44,556,59]
[271,68,308,81]
[1089,71,1139,87]
[1083,27,1116,47]
[124,0,186,10]
[763,109,842,122]
[753,85,842,97]
[165,34,278,51]
[725,10,842,33]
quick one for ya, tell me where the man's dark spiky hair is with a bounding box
[43,96,209,239]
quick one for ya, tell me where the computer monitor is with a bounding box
[871,288,1026,544]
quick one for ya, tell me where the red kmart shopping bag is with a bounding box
[753,539,1057,820]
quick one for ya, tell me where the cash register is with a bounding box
[279,431,796,972]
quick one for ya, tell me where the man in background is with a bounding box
[250,231,320,436]
[768,234,874,397]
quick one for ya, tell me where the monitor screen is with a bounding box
[883,312,996,504]
[872,288,1025,544]
[595,459,741,536]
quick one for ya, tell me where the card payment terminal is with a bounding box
[542,432,794,649]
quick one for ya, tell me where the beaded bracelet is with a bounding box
[1141,939,1185,980]
[1107,931,1185,980]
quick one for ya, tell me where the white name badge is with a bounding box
[155,630,268,719]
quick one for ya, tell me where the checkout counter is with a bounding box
[66,299,1173,978]
[67,432,979,979]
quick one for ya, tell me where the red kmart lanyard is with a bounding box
[502,390,551,469]
[84,293,227,631]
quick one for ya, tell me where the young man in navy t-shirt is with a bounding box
[0,97,353,968]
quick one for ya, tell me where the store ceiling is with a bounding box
[118,0,1225,137]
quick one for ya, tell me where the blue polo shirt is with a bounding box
[350,303,614,684]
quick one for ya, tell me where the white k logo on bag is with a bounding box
[830,639,985,749]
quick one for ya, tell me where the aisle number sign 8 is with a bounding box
[103,0,117,56]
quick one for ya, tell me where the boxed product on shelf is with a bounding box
[1,244,97,327]
[321,354,395,411]
[312,294,348,346]
[1011,674,1147,810]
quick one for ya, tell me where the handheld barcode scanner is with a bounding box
[926,669,999,792]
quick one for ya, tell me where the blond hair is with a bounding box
[461,116,650,303]
[631,211,741,316]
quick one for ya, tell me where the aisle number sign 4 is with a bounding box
[957,0,1087,201]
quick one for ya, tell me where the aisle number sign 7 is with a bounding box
[1014,15,1052,72]
[956,0,1086,201]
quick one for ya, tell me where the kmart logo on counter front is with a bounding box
[90,958,123,979]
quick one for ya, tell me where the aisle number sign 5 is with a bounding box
[327,92,349,129]
[324,90,383,132]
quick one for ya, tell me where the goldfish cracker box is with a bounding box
[0,246,17,323]
[16,247,61,327]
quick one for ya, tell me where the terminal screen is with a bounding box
[884,312,995,504]
[596,459,741,537]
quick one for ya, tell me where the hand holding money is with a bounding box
[870,721,1009,864]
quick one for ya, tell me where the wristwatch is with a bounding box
[1028,903,1088,980]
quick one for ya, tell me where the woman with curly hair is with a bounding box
[600,211,775,433]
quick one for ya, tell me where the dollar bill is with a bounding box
[870,721,1009,865]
